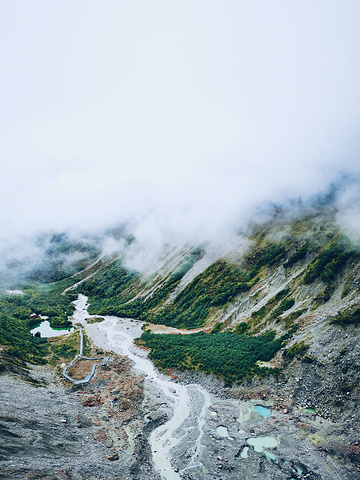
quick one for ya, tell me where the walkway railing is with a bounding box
[62,326,109,385]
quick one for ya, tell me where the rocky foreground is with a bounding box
[0,355,166,480]
[1,344,360,480]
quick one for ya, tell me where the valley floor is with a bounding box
[1,345,359,480]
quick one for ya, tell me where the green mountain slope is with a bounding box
[2,204,360,415]
[72,207,360,393]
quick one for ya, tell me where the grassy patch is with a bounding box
[282,309,306,328]
[49,330,80,363]
[86,317,104,324]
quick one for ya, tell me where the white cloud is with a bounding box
[0,0,360,240]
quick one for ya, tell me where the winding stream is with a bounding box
[66,294,351,480]
[72,294,211,479]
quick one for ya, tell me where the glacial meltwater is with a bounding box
[253,405,271,418]
[73,294,211,480]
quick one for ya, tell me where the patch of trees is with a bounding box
[80,260,138,310]
[243,244,286,279]
[234,322,250,334]
[284,244,308,268]
[137,330,283,384]
[271,298,295,319]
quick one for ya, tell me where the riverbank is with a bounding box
[0,353,165,480]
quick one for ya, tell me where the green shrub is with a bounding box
[137,330,283,383]
[271,298,295,319]
[245,244,286,280]
[211,322,223,333]
[283,309,306,328]
[283,341,309,360]
[330,308,360,326]
[234,322,249,334]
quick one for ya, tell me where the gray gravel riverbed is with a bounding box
[1,292,359,480]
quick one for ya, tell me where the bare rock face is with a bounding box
[0,355,164,480]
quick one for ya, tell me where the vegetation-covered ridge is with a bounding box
[80,248,206,323]
[0,296,47,370]
[80,241,292,329]
[144,260,252,328]
[79,214,360,332]
[73,209,360,385]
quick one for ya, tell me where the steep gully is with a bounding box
[72,294,211,480]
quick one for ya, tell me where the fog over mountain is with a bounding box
[1,1,360,246]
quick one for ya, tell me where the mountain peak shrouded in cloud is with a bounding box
[1,1,360,240]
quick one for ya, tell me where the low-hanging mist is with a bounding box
[1,1,360,243]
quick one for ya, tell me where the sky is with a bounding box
[1,0,360,243]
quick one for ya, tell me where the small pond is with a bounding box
[216,425,229,437]
[253,405,271,418]
[31,320,74,338]
[264,450,277,461]
[247,436,278,453]
[240,446,249,458]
